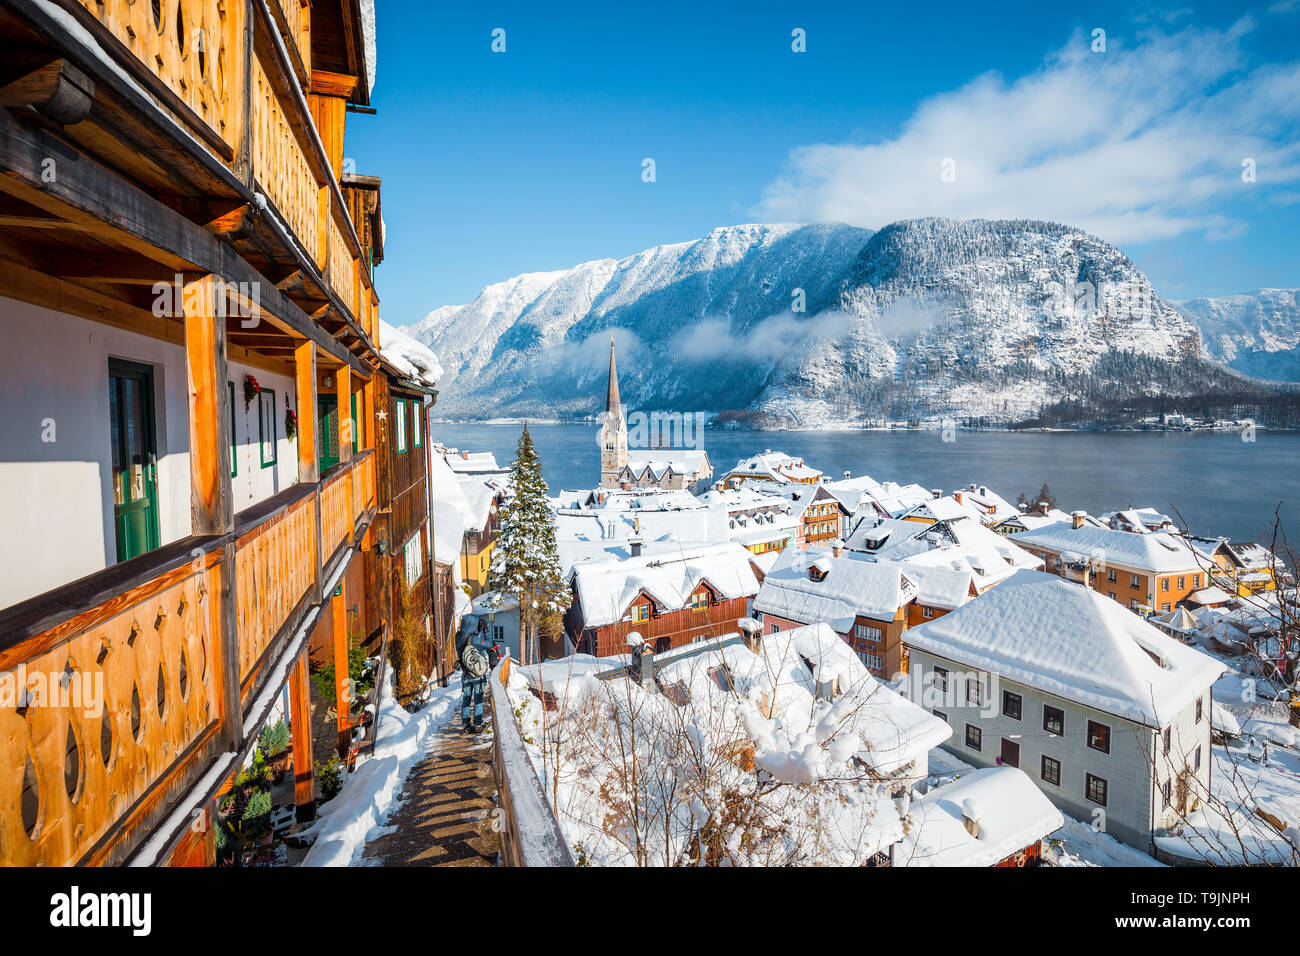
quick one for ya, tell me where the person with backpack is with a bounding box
[456,613,494,733]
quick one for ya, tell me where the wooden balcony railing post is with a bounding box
[288,648,315,821]
[332,577,352,752]
[295,340,323,603]
[182,274,240,750]
[337,364,352,464]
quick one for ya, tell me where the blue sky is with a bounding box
[347,1,1300,325]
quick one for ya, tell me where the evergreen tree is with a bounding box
[487,426,571,664]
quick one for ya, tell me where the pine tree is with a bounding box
[487,426,571,664]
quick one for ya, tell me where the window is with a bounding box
[922,606,934,619]
[1043,704,1064,737]
[1087,720,1111,754]
[1108,592,1116,600]
[258,388,277,467]
[1041,755,1061,787]
[395,400,407,453]
[1002,690,1022,720]
[1162,727,1171,755]
[1195,745,1202,771]
[1161,577,1170,592]
[1161,602,1171,612]
[1177,576,1185,590]
[965,724,982,751]
[854,622,882,642]
[1195,697,1203,723]
[933,666,949,694]
[1130,598,1140,611]
[1107,569,1117,583]
[1161,779,1171,808]
[1193,574,1201,588]
[856,650,882,671]
[411,400,421,447]
[1085,773,1108,806]
[228,381,237,477]
[622,603,650,623]
[1130,574,1141,588]
[967,676,985,708]
[688,590,710,610]
[402,533,422,588]
[492,625,504,643]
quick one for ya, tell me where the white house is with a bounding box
[904,570,1226,853]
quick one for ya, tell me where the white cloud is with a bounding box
[755,19,1300,244]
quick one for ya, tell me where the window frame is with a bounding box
[1043,703,1065,737]
[258,387,277,468]
[412,399,421,447]
[395,399,407,454]
[228,380,237,477]
[1041,754,1061,787]
[967,675,985,708]
[1087,719,1111,754]
[1002,689,1022,720]
[933,665,949,694]
[1085,772,1108,806]
[965,723,982,752]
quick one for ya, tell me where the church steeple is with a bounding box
[599,334,628,488]
[605,336,622,419]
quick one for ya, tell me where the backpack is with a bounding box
[461,643,489,679]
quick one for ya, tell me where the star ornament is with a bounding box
[377,409,388,421]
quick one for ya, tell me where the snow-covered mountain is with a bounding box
[409,218,1260,425]
[1171,290,1300,383]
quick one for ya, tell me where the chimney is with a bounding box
[954,491,964,505]
[460,449,469,460]
[739,617,762,653]
[832,539,844,558]
[630,535,643,558]
[1072,511,1086,529]
[627,637,654,689]
[961,798,982,838]
[843,470,852,479]
[931,489,943,499]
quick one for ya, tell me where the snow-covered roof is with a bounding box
[1014,521,1203,574]
[952,484,1018,523]
[845,513,1041,591]
[1187,586,1234,607]
[378,319,442,387]
[441,448,501,474]
[899,562,975,611]
[570,541,761,628]
[724,450,823,483]
[753,546,917,631]
[626,448,711,477]
[906,571,1226,726]
[457,476,496,532]
[899,767,1064,867]
[731,624,951,776]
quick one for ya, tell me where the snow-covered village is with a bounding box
[0,0,1297,938]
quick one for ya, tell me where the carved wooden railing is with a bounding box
[73,0,244,150]
[327,212,357,317]
[320,464,353,563]
[250,55,320,261]
[0,539,226,866]
[233,486,317,703]
[268,0,311,78]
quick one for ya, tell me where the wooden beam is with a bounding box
[289,651,315,821]
[183,276,233,536]
[337,364,352,464]
[295,340,319,484]
[0,106,372,378]
[332,581,353,751]
[42,251,194,285]
[0,55,94,125]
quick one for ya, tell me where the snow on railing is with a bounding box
[487,658,574,867]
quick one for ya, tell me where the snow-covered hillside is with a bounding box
[1172,289,1300,383]
[407,218,1264,425]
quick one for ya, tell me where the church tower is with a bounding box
[599,337,628,488]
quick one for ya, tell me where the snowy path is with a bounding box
[359,714,501,866]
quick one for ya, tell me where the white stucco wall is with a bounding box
[0,297,300,609]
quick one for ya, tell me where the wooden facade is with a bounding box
[0,0,440,865]
[567,585,752,658]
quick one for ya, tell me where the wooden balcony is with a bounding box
[0,537,228,866]
[0,450,376,866]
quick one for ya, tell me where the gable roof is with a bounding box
[1014,522,1203,574]
[905,571,1226,726]
[753,546,917,630]
[571,541,760,628]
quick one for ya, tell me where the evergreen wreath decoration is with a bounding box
[284,395,298,441]
[243,373,260,410]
